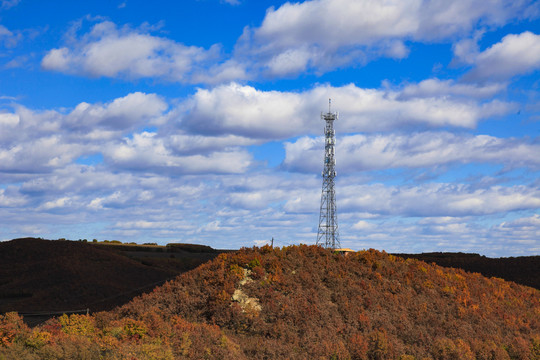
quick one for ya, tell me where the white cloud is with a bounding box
[0,93,168,174]
[183,83,307,138]
[19,164,136,196]
[265,47,314,76]
[489,215,540,252]
[0,135,85,173]
[464,31,540,81]
[41,21,225,83]
[283,132,540,173]
[167,134,258,155]
[255,0,418,46]
[114,220,194,231]
[0,112,19,128]
[39,196,74,211]
[398,78,505,99]
[38,1,540,82]
[190,59,249,85]
[103,132,253,174]
[452,30,485,65]
[336,213,540,256]
[183,82,513,139]
[1,145,538,255]
[491,214,540,249]
[1,91,282,178]
[499,214,540,228]
[352,220,376,230]
[339,183,540,217]
[227,188,288,210]
[0,188,26,207]
[240,0,538,76]
[65,92,167,134]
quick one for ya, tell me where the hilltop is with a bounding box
[1,245,538,359]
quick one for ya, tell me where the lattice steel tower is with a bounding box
[317,99,340,249]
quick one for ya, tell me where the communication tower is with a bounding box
[316,99,340,249]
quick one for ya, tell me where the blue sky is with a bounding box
[1,0,539,256]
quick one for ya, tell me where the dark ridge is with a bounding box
[393,252,540,290]
[166,243,216,253]
[0,238,178,322]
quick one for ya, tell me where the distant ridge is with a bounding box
[394,252,540,290]
[0,238,177,315]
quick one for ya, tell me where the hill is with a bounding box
[0,238,222,324]
[394,252,540,290]
[1,245,538,359]
[0,238,180,318]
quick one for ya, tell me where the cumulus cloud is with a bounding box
[218,173,320,211]
[114,220,194,231]
[64,92,167,135]
[0,92,169,174]
[189,59,248,85]
[19,164,135,196]
[397,78,505,99]
[0,188,26,207]
[183,83,307,138]
[238,0,538,76]
[1,74,536,254]
[167,134,258,155]
[38,1,540,82]
[103,132,253,174]
[452,30,485,65]
[41,21,238,83]
[464,31,540,81]
[338,182,540,217]
[0,135,86,174]
[1,92,259,176]
[283,132,540,173]
[336,213,539,256]
[227,188,289,210]
[38,196,76,211]
[210,168,540,219]
[352,220,376,231]
[278,178,540,219]
[183,82,513,139]
[492,214,540,245]
[0,112,20,136]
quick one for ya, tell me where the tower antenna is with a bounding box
[316,99,340,250]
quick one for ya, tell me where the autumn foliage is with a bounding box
[1,245,539,359]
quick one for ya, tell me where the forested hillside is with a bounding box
[1,245,539,359]
[0,238,177,315]
[0,238,219,323]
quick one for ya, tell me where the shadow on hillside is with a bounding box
[0,238,223,326]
